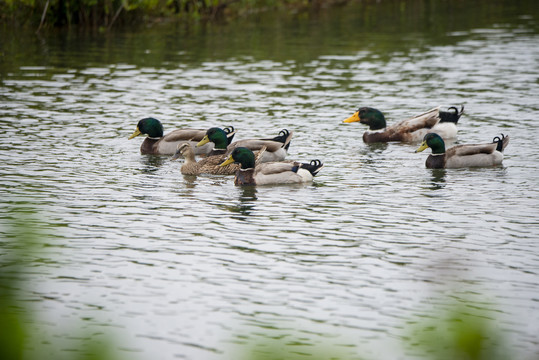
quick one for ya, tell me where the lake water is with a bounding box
[1,1,539,359]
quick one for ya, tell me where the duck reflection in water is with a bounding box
[429,168,447,190]
[138,155,168,174]
[366,142,389,152]
[225,186,258,220]
[355,142,389,167]
[181,174,197,189]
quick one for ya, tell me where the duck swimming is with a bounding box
[196,127,293,163]
[343,106,464,143]
[415,133,509,169]
[220,147,323,186]
[128,117,235,155]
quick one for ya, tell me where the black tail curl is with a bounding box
[439,105,464,124]
[264,129,292,150]
[300,159,324,176]
[493,134,506,152]
[223,126,236,144]
[266,129,290,143]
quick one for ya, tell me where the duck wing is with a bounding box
[449,142,499,157]
[227,139,285,153]
[256,162,298,176]
[390,107,441,133]
[163,129,208,142]
[445,140,506,168]
[252,162,302,185]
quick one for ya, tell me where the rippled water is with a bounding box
[1,2,539,359]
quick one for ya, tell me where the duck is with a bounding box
[173,142,239,176]
[128,117,235,155]
[220,147,324,186]
[196,127,293,163]
[415,133,509,169]
[343,105,464,143]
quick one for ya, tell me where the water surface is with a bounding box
[1,1,539,359]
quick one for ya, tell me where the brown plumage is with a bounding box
[176,143,239,175]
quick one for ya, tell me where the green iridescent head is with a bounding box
[197,127,229,149]
[343,107,387,130]
[128,118,164,139]
[416,133,446,154]
[220,147,255,169]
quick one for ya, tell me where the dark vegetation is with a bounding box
[1,0,535,33]
[0,0,349,31]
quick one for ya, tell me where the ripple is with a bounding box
[2,12,539,360]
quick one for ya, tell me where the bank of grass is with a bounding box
[0,0,350,30]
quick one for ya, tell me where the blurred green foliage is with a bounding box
[0,210,38,360]
[406,301,513,360]
[231,301,514,360]
[0,208,122,360]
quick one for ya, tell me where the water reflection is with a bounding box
[181,174,198,188]
[365,142,389,153]
[138,155,168,173]
[223,186,258,220]
[360,142,389,166]
[428,168,447,190]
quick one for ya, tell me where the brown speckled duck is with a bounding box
[173,142,239,175]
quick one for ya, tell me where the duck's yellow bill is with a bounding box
[415,141,428,153]
[343,111,360,123]
[128,127,141,139]
[220,155,235,167]
[197,135,210,147]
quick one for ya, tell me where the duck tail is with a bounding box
[439,105,464,124]
[493,134,509,152]
[297,159,324,177]
[265,129,294,151]
[223,126,236,145]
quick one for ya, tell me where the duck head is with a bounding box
[197,127,229,150]
[416,133,446,154]
[220,147,255,169]
[171,142,195,161]
[128,118,164,139]
[343,107,387,130]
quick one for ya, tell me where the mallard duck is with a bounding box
[220,147,323,186]
[173,142,239,175]
[197,127,293,163]
[415,133,509,168]
[128,117,235,155]
[343,106,464,143]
